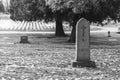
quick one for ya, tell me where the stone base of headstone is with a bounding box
[72,60,96,68]
[108,35,111,37]
[20,36,29,43]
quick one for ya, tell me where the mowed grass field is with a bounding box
[0,32,120,80]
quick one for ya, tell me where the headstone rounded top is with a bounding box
[76,18,89,26]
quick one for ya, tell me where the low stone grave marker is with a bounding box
[108,31,111,37]
[72,18,96,68]
[20,36,29,43]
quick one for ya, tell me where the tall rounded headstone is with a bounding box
[72,18,96,68]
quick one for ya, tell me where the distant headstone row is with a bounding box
[0,20,71,31]
[0,20,55,31]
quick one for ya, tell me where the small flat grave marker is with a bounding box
[72,18,96,68]
[20,36,29,43]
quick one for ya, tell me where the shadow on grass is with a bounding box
[116,32,120,34]
[90,36,120,46]
[90,41,120,45]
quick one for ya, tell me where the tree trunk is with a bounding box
[68,19,77,43]
[55,11,66,37]
[55,19,66,36]
[68,26,76,43]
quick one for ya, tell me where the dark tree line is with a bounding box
[10,0,120,42]
[10,0,46,21]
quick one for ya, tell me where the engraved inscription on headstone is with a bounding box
[81,25,86,41]
[72,18,96,68]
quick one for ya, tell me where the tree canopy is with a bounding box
[10,0,46,21]
[72,0,120,23]
[10,0,120,23]
[46,0,120,23]
[0,1,4,13]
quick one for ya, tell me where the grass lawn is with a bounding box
[0,32,120,80]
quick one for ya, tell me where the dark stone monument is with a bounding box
[72,18,96,68]
[108,31,111,37]
[20,36,29,43]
